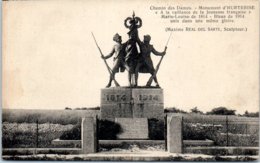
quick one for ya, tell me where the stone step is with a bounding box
[184,146,259,155]
[51,139,214,148]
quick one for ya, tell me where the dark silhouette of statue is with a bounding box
[136,35,166,87]
[124,12,142,87]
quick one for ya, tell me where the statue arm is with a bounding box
[151,45,165,56]
[103,46,115,59]
[122,41,128,46]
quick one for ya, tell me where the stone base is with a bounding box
[115,118,148,139]
[100,87,164,120]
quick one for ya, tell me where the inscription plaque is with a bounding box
[100,87,164,119]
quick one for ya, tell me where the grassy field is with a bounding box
[2,109,100,148]
[169,113,259,123]
[3,109,258,124]
[167,113,259,146]
[2,122,76,148]
[3,109,100,125]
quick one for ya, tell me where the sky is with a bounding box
[2,0,259,114]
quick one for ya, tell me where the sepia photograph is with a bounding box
[2,0,259,161]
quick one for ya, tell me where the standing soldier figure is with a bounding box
[135,35,166,87]
[102,33,126,88]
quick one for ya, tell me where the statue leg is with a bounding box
[153,74,160,87]
[106,62,119,88]
[150,68,160,87]
[106,71,115,88]
[152,72,160,87]
[134,73,138,87]
[132,64,136,86]
[124,62,132,87]
[134,63,141,87]
[128,72,132,87]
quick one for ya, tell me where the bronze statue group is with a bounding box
[93,12,169,88]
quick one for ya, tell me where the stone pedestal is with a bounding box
[100,87,164,140]
[81,117,97,154]
[100,87,164,120]
[115,118,148,139]
[167,115,183,153]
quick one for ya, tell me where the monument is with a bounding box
[92,12,169,140]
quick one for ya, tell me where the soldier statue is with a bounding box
[135,35,166,87]
[102,33,126,88]
[92,12,171,88]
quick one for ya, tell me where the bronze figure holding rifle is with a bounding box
[91,32,121,87]
[145,31,172,87]
[102,33,126,88]
[135,35,167,87]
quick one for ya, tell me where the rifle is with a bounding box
[91,32,120,87]
[146,32,172,86]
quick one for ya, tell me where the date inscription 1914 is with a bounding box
[104,94,159,102]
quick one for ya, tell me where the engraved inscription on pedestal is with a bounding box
[101,87,132,119]
[132,88,164,119]
[100,87,164,119]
